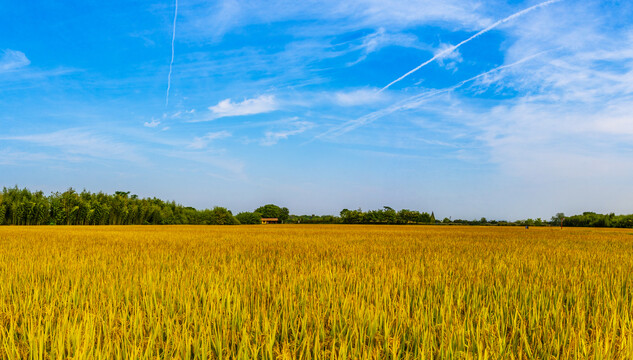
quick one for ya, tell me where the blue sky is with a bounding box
[2,0,633,220]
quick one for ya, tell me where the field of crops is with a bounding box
[0,225,632,359]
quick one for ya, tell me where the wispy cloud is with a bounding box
[333,88,389,107]
[182,0,488,41]
[194,95,278,121]
[0,49,30,72]
[348,0,487,30]
[261,118,314,145]
[347,28,428,66]
[144,119,161,128]
[188,130,231,149]
[2,129,144,163]
[0,149,57,165]
[175,1,489,91]
[379,0,563,92]
[435,43,463,71]
[320,51,548,139]
[165,0,178,107]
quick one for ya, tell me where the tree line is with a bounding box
[3,186,633,228]
[338,207,436,224]
[0,187,439,226]
[0,186,297,226]
[0,187,238,225]
[280,207,436,225]
[554,212,633,228]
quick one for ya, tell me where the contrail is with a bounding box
[165,0,178,107]
[318,51,549,140]
[379,0,562,93]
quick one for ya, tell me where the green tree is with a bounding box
[236,212,262,224]
[254,204,289,223]
[397,209,420,224]
[551,212,565,226]
[340,208,363,224]
[202,207,239,225]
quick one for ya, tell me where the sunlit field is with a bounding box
[0,225,632,359]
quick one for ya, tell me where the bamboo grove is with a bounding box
[0,186,238,226]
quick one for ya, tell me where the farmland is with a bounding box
[0,225,632,359]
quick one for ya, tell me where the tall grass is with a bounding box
[0,225,632,359]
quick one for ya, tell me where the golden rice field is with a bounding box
[0,225,632,359]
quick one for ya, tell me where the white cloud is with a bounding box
[207,95,278,120]
[174,1,491,95]
[183,0,487,41]
[478,96,633,179]
[0,149,56,165]
[144,119,161,128]
[261,119,313,146]
[333,88,389,107]
[380,0,564,92]
[458,2,633,180]
[348,28,428,65]
[0,49,30,72]
[351,0,486,29]
[319,54,546,140]
[435,43,463,71]
[3,129,144,163]
[189,131,231,149]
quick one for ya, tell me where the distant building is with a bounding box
[261,218,279,224]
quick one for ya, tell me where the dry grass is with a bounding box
[0,225,632,359]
